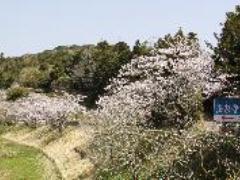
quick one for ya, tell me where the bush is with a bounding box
[6,86,29,101]
[92,125,177,179]
[169,133,240,179]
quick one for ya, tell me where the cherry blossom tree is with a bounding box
[92,34,226,178]
[3,92,85,130]
[97,34,224,127]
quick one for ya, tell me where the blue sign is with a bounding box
[214,97,240,122]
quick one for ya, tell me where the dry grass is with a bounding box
[3,125,95,180]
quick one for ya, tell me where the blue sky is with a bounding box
[0,0,239,56]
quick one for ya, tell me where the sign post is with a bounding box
[214,97,240,122]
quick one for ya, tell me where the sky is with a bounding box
[0,0,239,57]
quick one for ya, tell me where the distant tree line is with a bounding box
[0,40,153,107]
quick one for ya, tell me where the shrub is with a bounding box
[92,125,178,179]
[169,133,240,179]
[6,86,29,101]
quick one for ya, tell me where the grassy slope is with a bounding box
[2,124,94,179]
[0,124,61,180]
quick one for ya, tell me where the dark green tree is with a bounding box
[71,41,132,107]
[213,5,240,76]
[132,40,152,57]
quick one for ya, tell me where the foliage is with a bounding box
[6,86,29,101]
[18,67,49,89]
[212,5,240,86]
[93,127,176,179]
[169,133,240,179]
[51,74,72,91]
[132,40,152,57]
[72,41,132,107]
[94,130,240,179]
[0,42,132,107]
[155,28,198,49]
[0,57,24,88]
